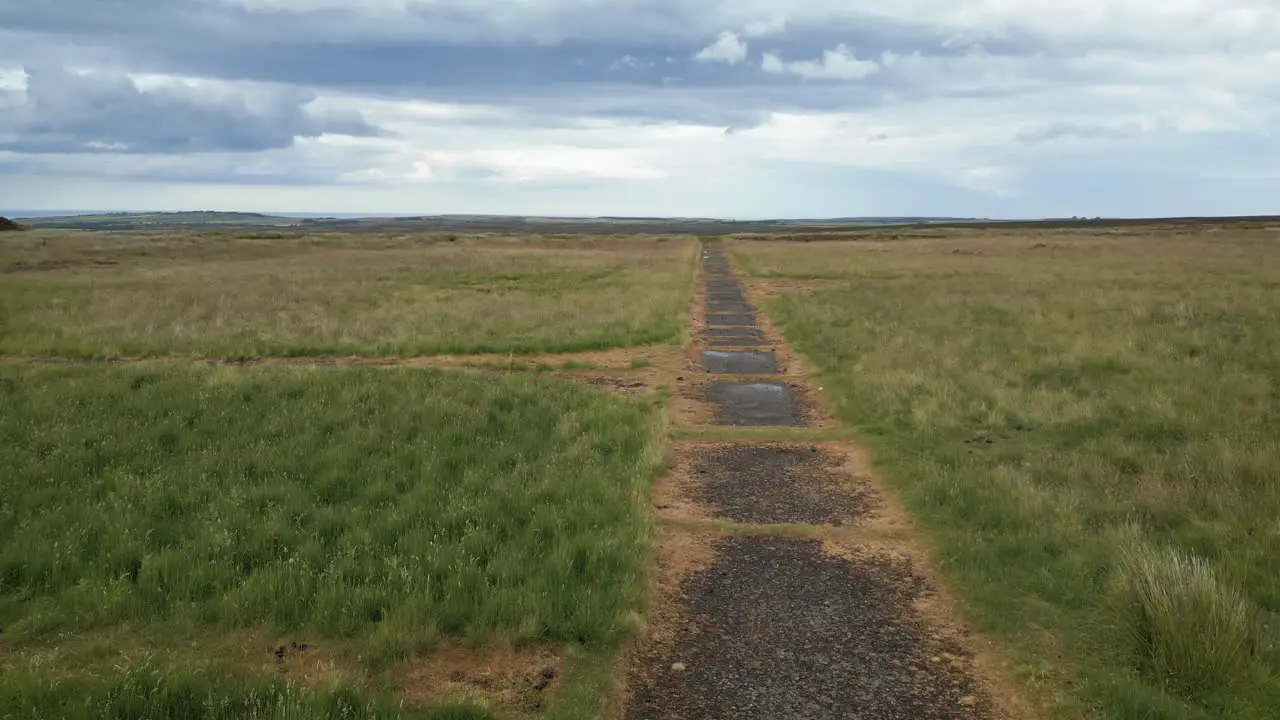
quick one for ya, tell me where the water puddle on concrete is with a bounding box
[707,381,804,426]
[700,350,777,375]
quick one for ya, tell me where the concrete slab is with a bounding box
[700,350,777,374]
[706,312,757,327]
[707,381,804,426]
[704,327,763,338]
[706,302,754,314]
[705,335,768,347]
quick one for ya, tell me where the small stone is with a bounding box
[749,661,763,670]
[958,695,978,707]
[671,662,687,673]
[931,656,942,663]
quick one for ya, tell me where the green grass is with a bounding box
[737,229,1280,719]
[0,232,696,358]
[0,663,487,720]
[0,364,667,716]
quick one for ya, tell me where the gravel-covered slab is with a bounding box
[700,350,776,375]
[625,537,987,720]
[705,313,756,327]
[686,445,873,524]
[706,382,803,426]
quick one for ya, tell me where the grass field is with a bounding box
[0,231,695,359]
[0,364,666,718]
[737,227,1280,719]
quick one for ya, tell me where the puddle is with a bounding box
[700,350,777,374]
[707,381,804,426]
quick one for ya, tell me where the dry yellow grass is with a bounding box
[0,231,696,358]
[735,225,1280,719]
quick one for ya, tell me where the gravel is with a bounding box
[688,445,874,525]
[625,537,988,720]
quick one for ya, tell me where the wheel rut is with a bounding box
[622,241,1025,719]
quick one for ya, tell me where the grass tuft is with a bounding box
[1113,539,1262,697]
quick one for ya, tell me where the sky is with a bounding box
[1,1,1279,218]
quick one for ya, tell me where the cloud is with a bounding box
[3,1,1280,217]
[1015,120,1148,144]
[0,66,380,154]
[694,31,748,65]
[761,45,880,80]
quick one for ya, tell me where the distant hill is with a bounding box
[20,211,298,230]
[0,216,27,231]
[9,211,1276,235]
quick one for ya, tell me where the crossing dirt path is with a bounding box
[620,241,1033,720]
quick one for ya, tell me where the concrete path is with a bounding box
[623,241,1015,720]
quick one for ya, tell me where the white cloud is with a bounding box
[761,45,880,80]
[0,67,28,92]
[694,31,748,65]
[415,147,666,183]
[610,54,652,71]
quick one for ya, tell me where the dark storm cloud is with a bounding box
[0,0,1054,95]
[0,66,381,154]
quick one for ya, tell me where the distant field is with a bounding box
[737,228,1280,719]
[0,365,665,718]
[0,232,695,358]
